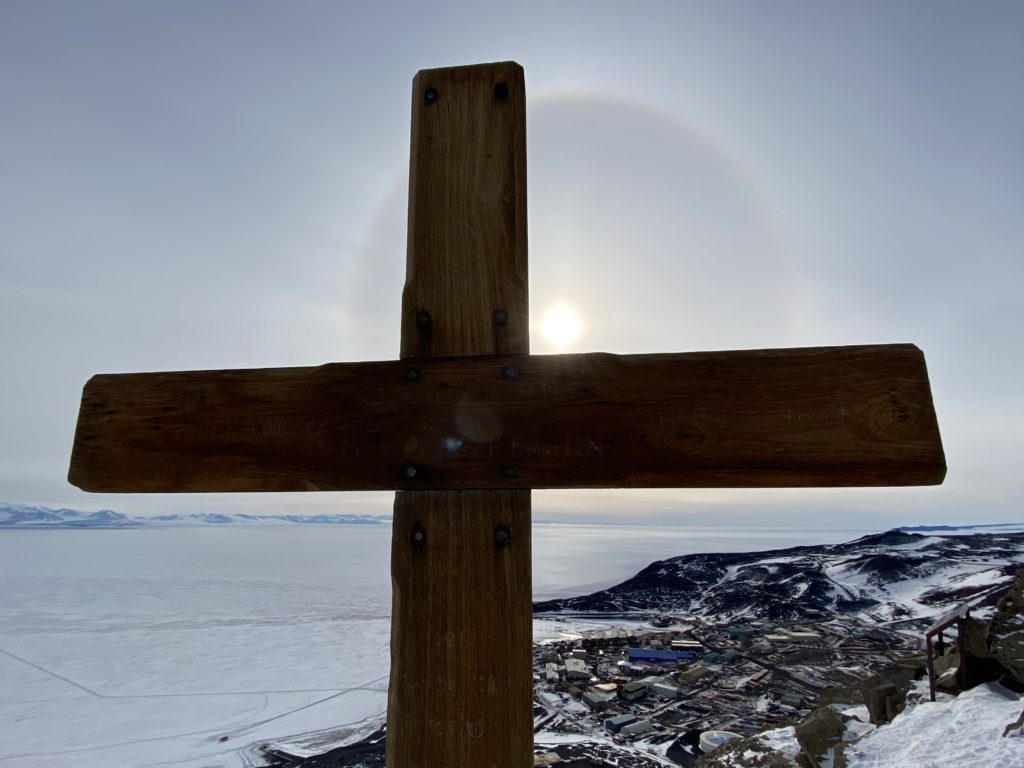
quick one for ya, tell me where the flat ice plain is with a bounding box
[0,523,871,767]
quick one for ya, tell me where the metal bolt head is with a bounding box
[494,525,511,547]
[411,525,427,546]
[404,367,421,382]
[503,465,519,479]
[502,365,520,381]
[424,87,438,105]
[493,309,508,325]
[404,465,418,479]
[415,311,431,328]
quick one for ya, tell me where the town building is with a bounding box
[604,714,637,733]
[619,681,647,701]
[640,675,681,699]
[627,647,691,664]
[583,688,616,710]
[564,657,591,680]
[620,719,654,737]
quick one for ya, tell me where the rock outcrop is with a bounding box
[794,707,853,768]
[858,660,924,725]
[959,616,1007,688]
[987,568,1024,688]
[817,685,863,708]
[694,732,799,767]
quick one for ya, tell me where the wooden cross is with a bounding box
[68,62,945,767]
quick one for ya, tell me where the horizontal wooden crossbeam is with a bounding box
[68,344,945,493]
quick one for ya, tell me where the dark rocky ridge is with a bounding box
[533,530,1024,624]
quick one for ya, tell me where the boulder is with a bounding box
[935,666,959,693]
[960,616,1007,688]
[931,650,959,677]
[988,568,1024,688]
[928,618,1003,694]
[795,708,848,768]
[818,685,863,707]
[859,659,924,724]
[1000,672,1024,694]
[694,732,798,767]
[897,653,928,668]
[962,616,992,658]
[863,683,897,725]
[832,741,851,768]
[884,690,907,722]
[865,661,923,690]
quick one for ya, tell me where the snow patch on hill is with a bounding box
[534,530,1024,625]
[0,503,391,527]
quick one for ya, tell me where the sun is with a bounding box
[541,306,581,348]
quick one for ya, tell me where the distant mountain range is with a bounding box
[534,529,1024,626]
[0,503,391,528]
[897,522,1024,532]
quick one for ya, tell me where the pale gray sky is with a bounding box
[2,1,1022,529]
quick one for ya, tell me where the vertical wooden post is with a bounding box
[388,62,532,768]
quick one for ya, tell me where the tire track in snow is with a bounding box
[0,673,389,763]
[0,646,103,697]
[0,645,366,698]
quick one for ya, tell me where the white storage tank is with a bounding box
[699,730,741,754]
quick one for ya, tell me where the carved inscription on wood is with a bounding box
[69,344,945,493]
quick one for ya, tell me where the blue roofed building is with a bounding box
[604,713,637,733]
[626,647,692,664]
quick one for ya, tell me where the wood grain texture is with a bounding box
[389,491,532,768]
[68,344,946,493]
[389,62,533,768]
[401,61,528,358]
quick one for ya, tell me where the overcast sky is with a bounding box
[2,2,1022,529]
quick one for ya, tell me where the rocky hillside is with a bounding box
[534,530,1024,624]
[697,569,1024,768]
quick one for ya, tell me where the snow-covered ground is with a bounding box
[735,680,1024,768]
[0,527,392,767]
[0,522,882,767]
[841,681,1023,768]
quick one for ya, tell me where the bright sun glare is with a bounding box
[542,306,581,347]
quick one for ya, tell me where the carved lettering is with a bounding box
[510,436,604,458]
[201,418,328,438]
[423,671,497,696]
[516,381,552,400]
[658,406,853,428]
[425,719,484,739]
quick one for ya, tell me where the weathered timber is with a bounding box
[389,491,532,767]
[401,62,528,359]
[68,344,945,493]
[389,61,532,768]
